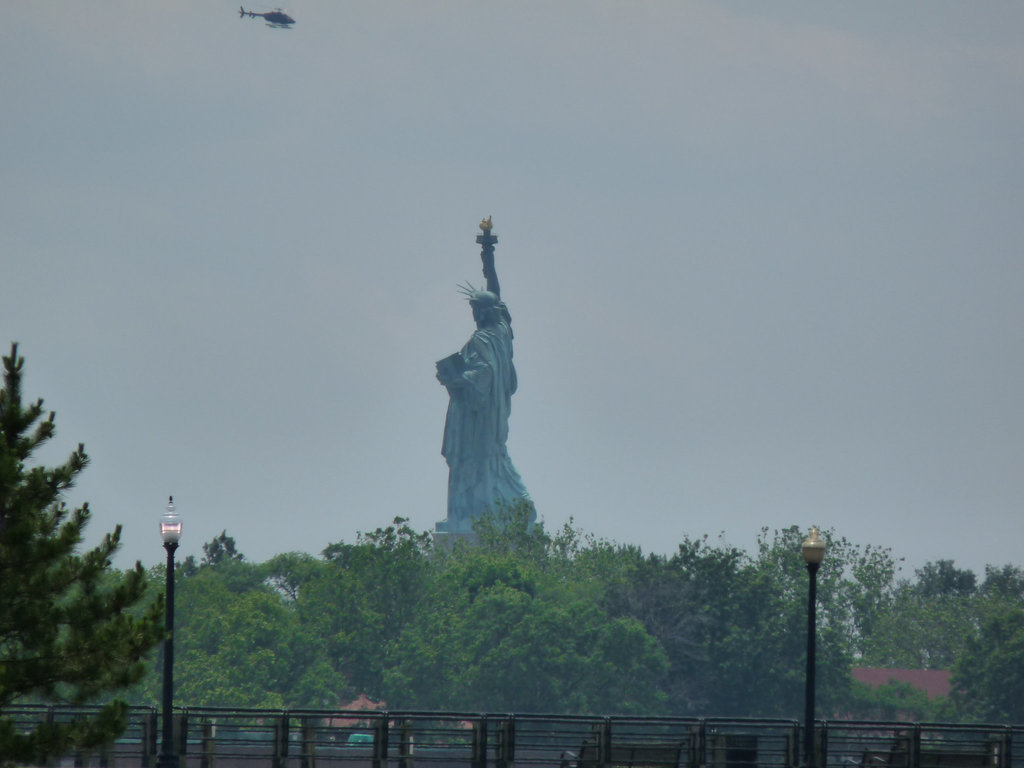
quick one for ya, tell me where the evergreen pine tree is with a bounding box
[0,343,164,765]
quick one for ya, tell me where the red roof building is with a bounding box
[851,668,952,698]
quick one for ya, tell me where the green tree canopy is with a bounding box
[302,517,434,702]
[201,530,245,568]
[860,560,980,670]
[952,602,1024,723]
[384,528,669,714]
[174,569,344,708]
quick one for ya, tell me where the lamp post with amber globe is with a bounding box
[158,496,182,768]
[801,526,826,768]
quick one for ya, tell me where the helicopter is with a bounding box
[239,6,295,27]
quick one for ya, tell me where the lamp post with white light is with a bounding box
[801,526,826,768]
[158,496,182,768]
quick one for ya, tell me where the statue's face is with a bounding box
[472,304,500,328]
[469,292,500,328]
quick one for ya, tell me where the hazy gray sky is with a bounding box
[3,1,1022,578]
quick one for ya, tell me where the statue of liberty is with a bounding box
[435,218,534,534]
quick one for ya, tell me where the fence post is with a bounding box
[44,708,56,768]
[273,713,290,768]
[496,718,515,768]
[599,718,612,768]
[688,721,706,768]
[200,719,215,768]
[711,730,726,768]
[786,722,798,768]
[908,726,921,768]
[373,716,389,768]
[300,716,317,768]
[472,716,488,768]
[176,712,189,763]
[399,719,413,768]
[143,709,158,767]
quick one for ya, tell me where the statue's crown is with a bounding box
[457,282,498,307]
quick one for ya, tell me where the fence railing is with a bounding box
[3,706,1021,768]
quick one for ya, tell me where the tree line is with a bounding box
[123,508,1024,724]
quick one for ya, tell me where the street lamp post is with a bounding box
[801,526,826,768]
[158,496,182,768]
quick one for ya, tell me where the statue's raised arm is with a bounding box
[476,216,512,327]
[477,216,500,297]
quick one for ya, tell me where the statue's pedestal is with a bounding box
[432,525,477,552]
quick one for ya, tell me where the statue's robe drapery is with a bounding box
[441,317,531,531]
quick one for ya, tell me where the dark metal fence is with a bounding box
[4,707,1021,768]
